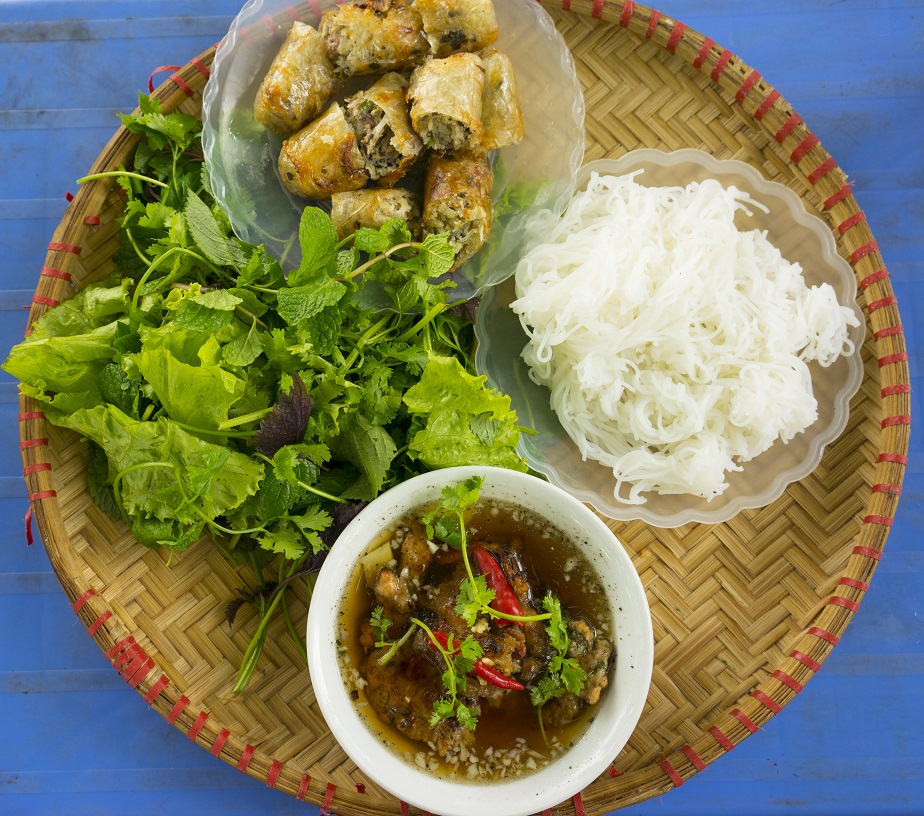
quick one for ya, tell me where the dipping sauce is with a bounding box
[336,494,614,781]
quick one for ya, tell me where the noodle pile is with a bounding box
[511,172,859,504]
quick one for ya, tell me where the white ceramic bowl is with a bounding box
[202,0,585,298]
[306,466,653,816]
[474,149,866,527]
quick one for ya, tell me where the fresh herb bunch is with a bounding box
[4,93,527,692]
[371,477,585,739]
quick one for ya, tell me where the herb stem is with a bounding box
[395,301,446,345]
[376,620,419,666]
[217,408,274,431]
[78,170,169,189]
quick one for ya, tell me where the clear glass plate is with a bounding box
[474,149,866,527]
[202,0,585,298]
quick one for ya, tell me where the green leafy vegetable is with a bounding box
[3,92,529,692]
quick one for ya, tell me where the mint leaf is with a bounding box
[185,190,246,268]
[291,206,338,286]
[277,279,347,326]
[97,363,139,418]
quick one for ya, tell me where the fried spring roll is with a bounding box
[423,151,493,270]
[253,22,337,136]
[278,103,368,200]
[479,49,524,151]
[344,73,424,186]
[331,188,421,240]
[415,0,498,58]
[408,53,485,154]
[319,0,429,76]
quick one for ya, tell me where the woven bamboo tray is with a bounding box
[18,1,911,813]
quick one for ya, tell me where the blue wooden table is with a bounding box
[1,2,921,814]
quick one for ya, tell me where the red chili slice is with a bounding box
[430,629,524,691]
[473,546,524,626]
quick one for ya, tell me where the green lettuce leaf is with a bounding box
[403,356,526,471]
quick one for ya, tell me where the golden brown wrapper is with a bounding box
[408,53,485,154]
[415,0,499,58]
[253,21,337,137]
[319,0,429,76]
[345,72,423,186]
[479,49,524,152]
[278,103,369,200]
[423,151,493,270]
[330,188,421,240]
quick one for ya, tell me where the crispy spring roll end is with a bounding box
[423,152,493,270]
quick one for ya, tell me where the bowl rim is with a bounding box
[475,148,866,528]
[306,465,653,816]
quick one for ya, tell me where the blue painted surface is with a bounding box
[0,1,921,814]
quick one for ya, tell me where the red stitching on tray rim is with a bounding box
[33,295,59,308]
[48,241,81,255]
[85,215,101,226]
[143,674,170,705]
[71,587,98,614]
[881,416,911,429]
[297,773,312,801]
[693,37,715,69]
[878,453,908,466]
[237,744,256,772]
[18,410,44,421]
[266,759,283,788]
[103,636,134,660]
[851,547,882,562]
[40,266,71,281]
[851,241,879,263]
[879,352,909,367]
[736,69,761,102]
[709,725,735,751]
[839,576,871,592]
[658,757,685,787]
[838,211,867,234]
[127,657,155,689]
[321,781,337,815]
[864,513,895,526]
[400,801,410,816]
[189,56,211,78]
[620,1,635,27]
[867,295,897,313]
[829,595,861,613]
[573,791,588,816]
[112,642,140,672]
[860,268,890,288]
[646,10,661,38]
[732,708,759,733]
[681,744,707,771]
[790,650,822,671]
[750,689,782,714]
[774,113,803,143]
[881,384,911,396]
[28,489,57,502]
[211,728,231,757]
[808,626,840,646]
[166,695,190,725]
[875,326,905,341]
[667,21,686,53]
[20,438,48,450]
[754,90,780,120]
[23,463,52,475]
[87,609,112,636]
[169,72,195,97]
[187,711,209,741]
[710,49,732,82]
[148,64,181,93]
[808,157,837,184]
[823,184,853,209]
[771,669,805,693]
[791,133,820,163]
[591,0,604,18]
